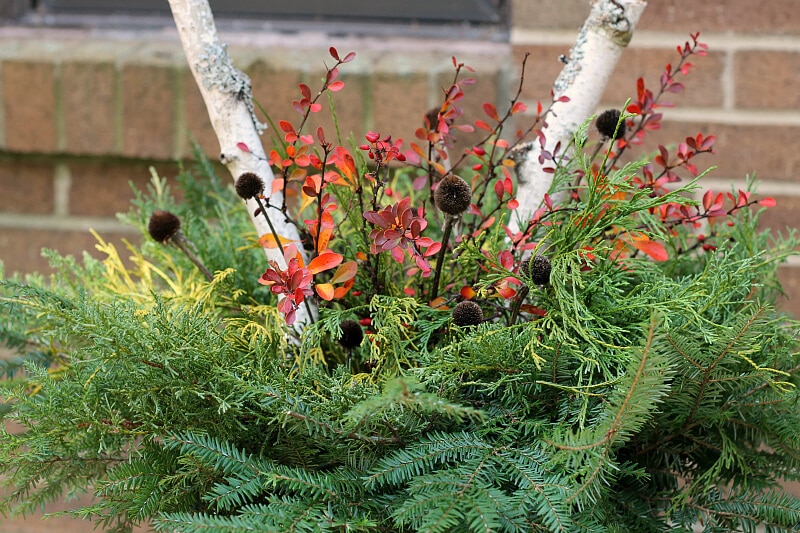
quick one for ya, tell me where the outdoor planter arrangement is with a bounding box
[1,9,800,532]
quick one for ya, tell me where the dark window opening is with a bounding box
[5,0,508,37]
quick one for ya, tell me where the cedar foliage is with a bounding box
[2,106,800,533]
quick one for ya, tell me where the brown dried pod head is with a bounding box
[235,172,265,200]
[525,255,552,286]
[148,210,181,244]
[452,300,484,327]
[338,319,364,349]
[596,109,626,140]
[434,174,472,216]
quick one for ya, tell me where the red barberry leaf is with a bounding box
[510,101,527,114]
[330,261,358,284]
[494,180,505,201]
[328,80,345,92]
[482,102,499,121]
[631,234,669,262]
[308,250,344,275]
[315,283,335,301]
[758,197,776,208]
[236,142,250,153]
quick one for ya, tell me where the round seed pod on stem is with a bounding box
[235,173,285,261]
[431,174,472,300]
[452,300,483,327]
[148,210,214,281]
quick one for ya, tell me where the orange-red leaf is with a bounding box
[460,286,477,299]
[429,296,448,309]
[331,261,358,284]
[328,80,345,92]
[315,283,335,301]
[631,234,669,261]
[317,227,333,253]
[334,278,355,299]
[308,251,343,274]
[758,197,776,207]
[258,233,296,249]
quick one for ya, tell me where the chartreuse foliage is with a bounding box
[1,124,799,533]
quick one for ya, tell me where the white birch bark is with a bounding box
[513,0,647,230]
[167,0,315,327]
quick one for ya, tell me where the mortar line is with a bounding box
[512,30,800,52]
[660,108,800,126]
[700,178,800,198]
[0,62,5,147]
[721,49,735,111]
[53,163,71,216]
[0,213,134,233]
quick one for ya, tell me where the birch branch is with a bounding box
[513,0,647,231]
[167,0,315,327]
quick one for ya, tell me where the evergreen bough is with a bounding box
[1,122,799,532]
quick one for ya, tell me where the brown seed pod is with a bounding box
[434,174,472,216]
[527,255,552,286]
[235,172,265,200]
[148,210,181,243]
[596,109,626,140]
[338,319,364,349]
[452,301,484,327]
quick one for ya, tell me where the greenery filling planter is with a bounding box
[1,34,800,533]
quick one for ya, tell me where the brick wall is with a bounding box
[0,0,799,529]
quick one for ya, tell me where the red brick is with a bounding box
[634,121,800,182]
[182,69,219,158]
[62,61,117,155]
[514,44,724,109]
[121,64,176,159]
[247,60,303,129]
[3,61,57,152]
[372,72,429,147]
[638,0,800,35]
[0,227,137,275]
[778,266,800,317]
[603,48,725,108]
[734,51,800,109]
[756,194,800,237]
[68,160,180,218]
[0,157,53,214]
[303,71,368,146]
[434,70,501,160]
[512,45,570,103]
[510,0,590,31]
